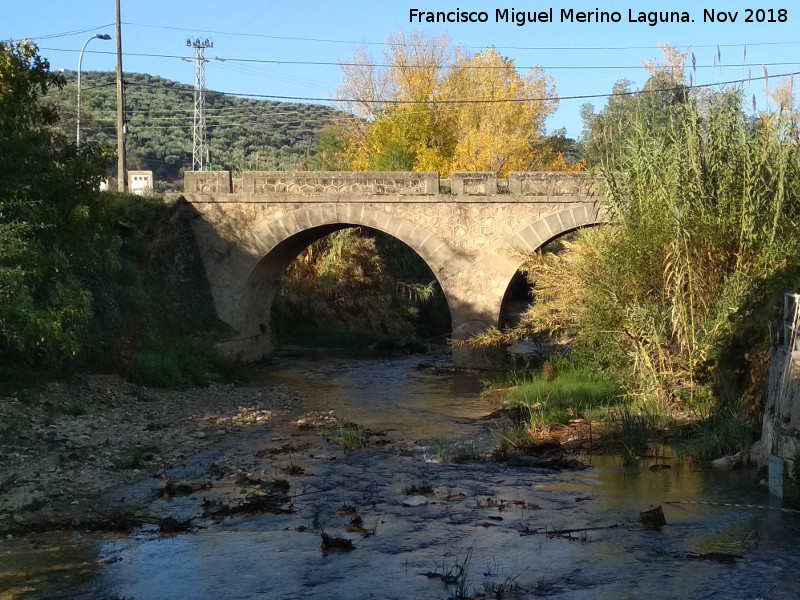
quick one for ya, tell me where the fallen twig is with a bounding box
[520,523,623,537]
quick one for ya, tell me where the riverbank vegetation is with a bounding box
[479,64,800,460]
[0,41,235,389]
[501,362,620,430]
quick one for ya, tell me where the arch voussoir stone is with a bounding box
[508,204,609,257]
[287,210,311,236]
[319,204,337,224]
[578,203,593,223]
[559,208,577,230]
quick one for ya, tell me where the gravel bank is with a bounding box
[0,374,302,532]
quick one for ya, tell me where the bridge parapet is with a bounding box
[185,171,233,194]
[184,170,602,201]
[509,172,601,196]
[240,171,440,195]
[450,172,497,195]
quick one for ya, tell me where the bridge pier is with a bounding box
[183,170,607,368]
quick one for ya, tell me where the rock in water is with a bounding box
[640,505,666,529]
[710,452,744,470]
[320,531,355,552]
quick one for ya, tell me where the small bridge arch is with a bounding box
[183,171,608,367]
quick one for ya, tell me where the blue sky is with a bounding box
[3,1,799,138]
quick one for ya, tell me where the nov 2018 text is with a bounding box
[408,8,788,27]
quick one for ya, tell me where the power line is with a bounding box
[88,108,343,118]
[57,68,799,134]
[98,122,331,131]
[36,46,800,72]
[214,61,331,92]
[120,21,800,52]
[15,23,115,41]
[208,58,800,71]
[73,70,797,136]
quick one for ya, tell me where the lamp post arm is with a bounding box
[77,34,110,147]
[77,37,93,147]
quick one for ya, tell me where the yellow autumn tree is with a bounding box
[336,33,569,176]
[336,32,455,172]
[441,48,557,175]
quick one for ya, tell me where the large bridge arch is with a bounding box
[227,204,473,361]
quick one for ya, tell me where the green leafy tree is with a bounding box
[0,40,114,366]
[581,45,692,166]
[314,125,351,170]
[581,72,689,166]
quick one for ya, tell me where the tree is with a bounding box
[0,41,114,366]
[581,45,690,166]
[314,125,351,170]
[442,48,558,175]
[336,33,568,176]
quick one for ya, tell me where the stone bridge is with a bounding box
[182,170,608,367]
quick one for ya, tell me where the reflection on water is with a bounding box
[0,533,100,599]
[4,353,800,600]
[261,353,490,440]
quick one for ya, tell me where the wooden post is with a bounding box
[115,0,127,192]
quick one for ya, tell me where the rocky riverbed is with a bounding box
[0,375,301,533]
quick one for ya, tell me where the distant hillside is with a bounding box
[45,71,344,183]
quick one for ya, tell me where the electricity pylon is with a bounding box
[186,38,213,172]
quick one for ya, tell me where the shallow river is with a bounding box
[4,353,800,599]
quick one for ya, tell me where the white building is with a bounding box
[128,170,154,196]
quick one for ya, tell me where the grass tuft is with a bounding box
[402,481,434,495]
[505,367,620,430]
[337,420,368,450]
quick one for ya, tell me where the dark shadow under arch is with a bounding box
[497,220,609,337]
[234,222,455,357]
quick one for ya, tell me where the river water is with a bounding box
[4,353,800,599]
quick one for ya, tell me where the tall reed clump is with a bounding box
[476,90,800,444]
[595,91,800,414]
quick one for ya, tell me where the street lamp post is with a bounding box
[77,34,111,147]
